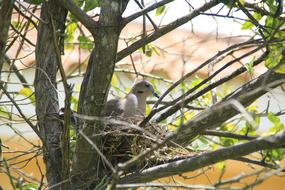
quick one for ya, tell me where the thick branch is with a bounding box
[171,70,285,145]
[116,0,220,62]
[120,130,285,183]
[57,0,98,35]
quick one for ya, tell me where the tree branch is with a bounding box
[201,130,257,140]
[120,130,285,183]
[148,49,268,125]
[233,157,284,171]
[122,0,174,25]
[116,0,220,62]
[171,70,285,145]
[57,0,98,35]
[0,0,15,73]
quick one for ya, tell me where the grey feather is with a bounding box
[103,80,159,118]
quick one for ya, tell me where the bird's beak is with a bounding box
[153,92,160,98]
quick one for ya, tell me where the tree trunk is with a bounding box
[71,1,129,189]
[0,0,14,75]
[34,1,67,189]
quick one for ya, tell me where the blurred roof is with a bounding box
[7,13,266,82]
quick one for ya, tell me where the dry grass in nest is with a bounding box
[101,116,191,172]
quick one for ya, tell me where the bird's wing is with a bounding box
[103,99,124,116]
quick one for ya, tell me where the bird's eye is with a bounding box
[145,84,150,88]
[137,90,144,94]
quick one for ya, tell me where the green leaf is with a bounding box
[142,44,160,57]
[84,0,100,11]
[220,137,237,146]
[263,149,285,162]
[0,106,11,118]
[241,13,262,30]
[246,56,255,76]
[265,45,285,73]
[77,35,94,50]
[199,136,209,145]
[155,5,166,16]
[268,112,280,124]
[65,22,78,49]
[216,161,225,170]
[220,122,236,131]
[268,112,284,133]
[190,76,203,88]
[21,183,39,190]
[71,96,78,112]
[241,122,257,136]
[19,87,35,105]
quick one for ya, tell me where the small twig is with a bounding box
[122,0,174,26]
[0,84,41,138]
[134,0,158,30]
[13,3,38,29]
[215,169,265,187]
[201,130,257,140]
[50,15,72,190]
[78,130,116,173]
[3,159,16,190]
[242,167,285,189]
[234,157,284,171]
[16,1,48,24]
[231,99,258,129]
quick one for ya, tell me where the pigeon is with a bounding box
[103,80,159,118]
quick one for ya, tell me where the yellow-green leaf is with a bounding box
[155,5,166,16]
[19,87,35,105]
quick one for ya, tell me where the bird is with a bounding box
[103,80,159,119]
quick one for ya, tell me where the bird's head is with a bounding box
[131,80,159,98]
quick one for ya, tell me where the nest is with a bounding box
[101,116,191,173]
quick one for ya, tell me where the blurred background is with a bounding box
[1,0,285,189]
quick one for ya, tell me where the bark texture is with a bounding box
[0,0,14,74]
[71,1,129,189]
[34,1,67,188]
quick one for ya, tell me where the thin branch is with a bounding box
[133,0,158,30]
[13,3,38,29]
[140,39,264,127]
[171,71,285,146]
[201,130,257,140]
[4,55,29,88]
[233,157,284,171]
[16,1,47,24]
[122,0,174,25]
[0,83,41,139]
[78,130,116,173]
[154,49,267,123]
[214,168,265,187]
[50,15,72,190]
[57,0,98,35]
[3,159,16,190]
[9,24,36,47]
[242,167,285,189]
[116,0,220,62]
